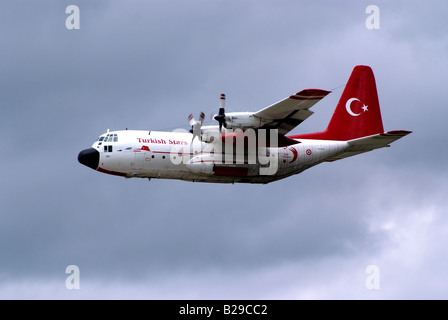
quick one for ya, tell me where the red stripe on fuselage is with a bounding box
[97,167,127,177]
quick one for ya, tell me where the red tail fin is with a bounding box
[291,65,384,141]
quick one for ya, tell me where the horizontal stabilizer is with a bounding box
[326,130,412,161]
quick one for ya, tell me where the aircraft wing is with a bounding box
[254,89,331,135]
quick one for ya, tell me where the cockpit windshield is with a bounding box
[97,133,118,142]
[107,134,118,142]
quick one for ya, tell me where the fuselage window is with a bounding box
[108,145,113,152]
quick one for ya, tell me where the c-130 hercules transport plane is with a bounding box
[78,66,411,184]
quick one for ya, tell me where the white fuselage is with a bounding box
[87,129,348,184]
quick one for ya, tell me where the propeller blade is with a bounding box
[220,93,226,110]
[214,94,226,132]
[189,112,205,141]
[188,113,196,126]
[198,112,205,124]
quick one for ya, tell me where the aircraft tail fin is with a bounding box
[291,65,385,141]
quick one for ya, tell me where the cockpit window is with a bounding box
[105,133,118,142]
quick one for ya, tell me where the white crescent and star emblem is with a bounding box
[346,97,368,117]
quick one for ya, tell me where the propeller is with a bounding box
[214,93,226,132]
[188,112,205,141]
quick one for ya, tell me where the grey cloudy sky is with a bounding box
[1,0,447,299]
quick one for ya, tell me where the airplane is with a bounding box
[78,65,411,184]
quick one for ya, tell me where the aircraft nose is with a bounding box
[78,148,100,170]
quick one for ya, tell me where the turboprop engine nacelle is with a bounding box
[223,112,268,130]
